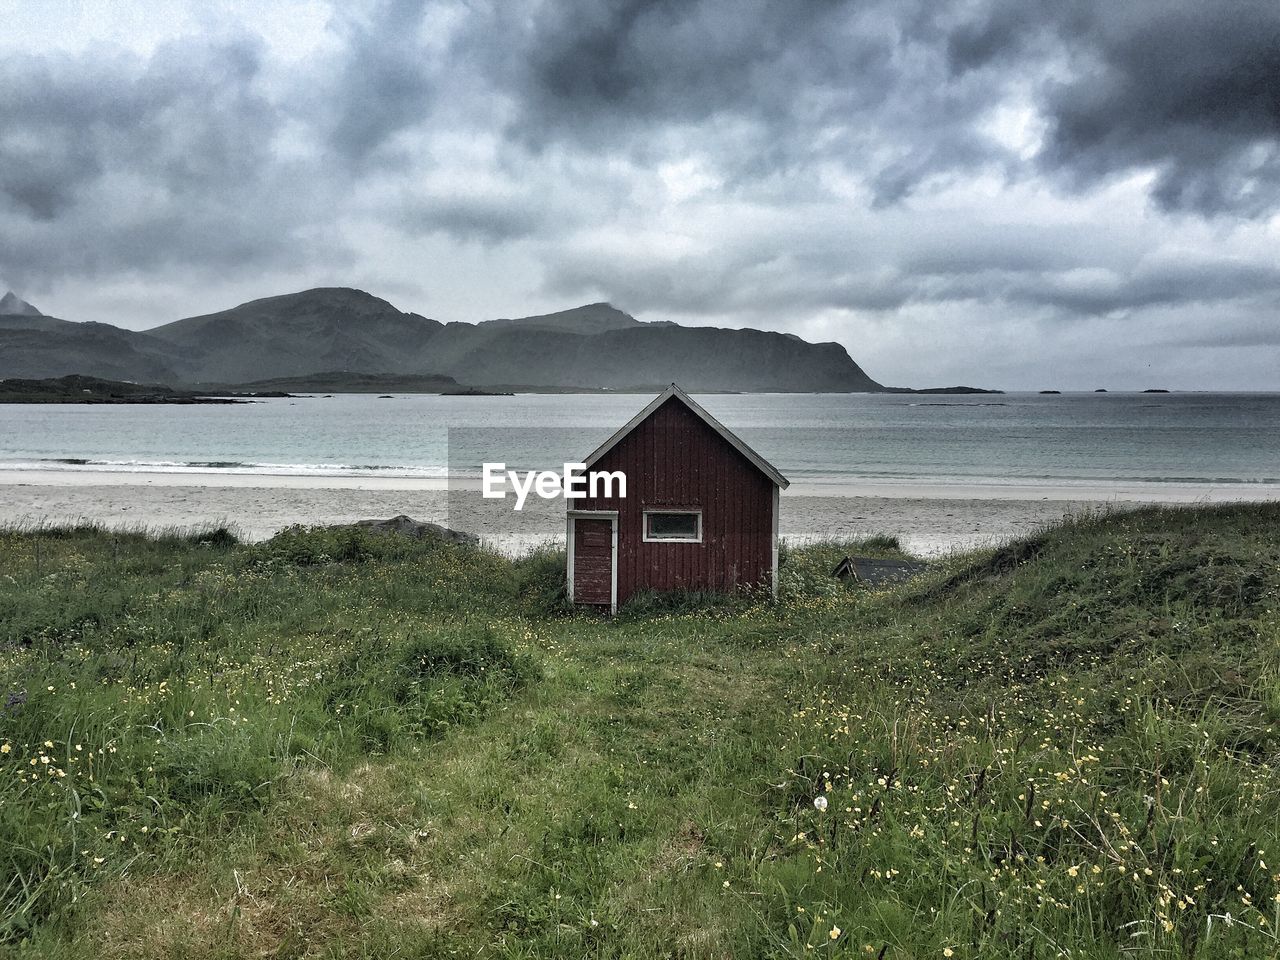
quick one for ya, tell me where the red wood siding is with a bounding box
[572,518,613,606]
[575,397,775,605]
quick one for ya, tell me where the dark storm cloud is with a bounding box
[454,0,1012,204]
[516,0,879,129]
[0,39,273,216]
[947,0,1280,216]
[1046,3,1280,216]
[0,34,349,285]
[322,0,437,165]
[457,0,1280,217]
[395,192,546,243]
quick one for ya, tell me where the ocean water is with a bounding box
[1,392,1278,487]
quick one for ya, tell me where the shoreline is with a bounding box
[3,468,1276,557]
[3,467,1278,502]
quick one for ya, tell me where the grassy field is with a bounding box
[1,504,1278,958]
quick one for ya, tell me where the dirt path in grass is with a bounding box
[87,628,795,958]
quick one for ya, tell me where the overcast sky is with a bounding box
[2,0,1279,390]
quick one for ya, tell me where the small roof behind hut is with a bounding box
[832,555,927,585]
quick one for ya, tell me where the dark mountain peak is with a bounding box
[219,287,411,319]
[147,286,439,339]
[134,287,445,383]
[276,286,393,306]
[577,301,628,316]
[0,291,42,316]
[482,301,641,334]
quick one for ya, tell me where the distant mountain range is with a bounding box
[0,287,980,393]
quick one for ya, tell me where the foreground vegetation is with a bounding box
[1,505,1278,958]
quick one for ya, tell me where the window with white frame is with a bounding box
[643,509,702,542]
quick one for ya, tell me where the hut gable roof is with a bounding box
[583,383,790,489]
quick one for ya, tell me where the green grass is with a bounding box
[1,505,1278,958]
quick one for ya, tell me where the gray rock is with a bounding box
[351,514,479,546]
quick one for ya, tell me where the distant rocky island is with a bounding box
[0,287,991,394]
[888,385,1004,395]
[203,371,465,394]
[0,374,279,404]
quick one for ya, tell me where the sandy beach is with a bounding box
[4,468,1277,556]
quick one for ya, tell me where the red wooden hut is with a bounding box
[566,384,789,613]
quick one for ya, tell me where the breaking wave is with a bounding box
[1,458,448,479]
